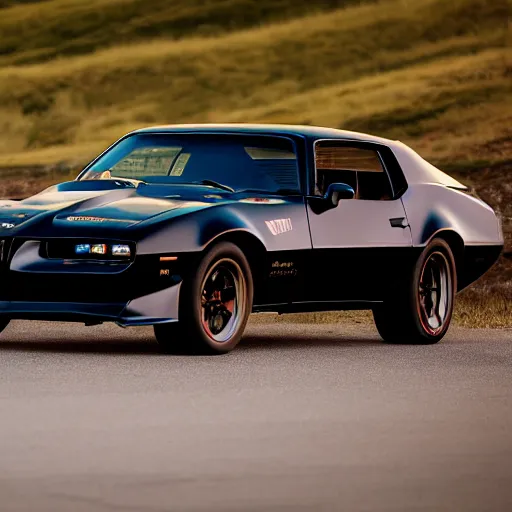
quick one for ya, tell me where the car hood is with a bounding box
[0,180,233,237]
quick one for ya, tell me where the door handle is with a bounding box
[389,217,409,228]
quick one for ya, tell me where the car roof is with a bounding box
[130,123,465,188]
[132,123,393,144]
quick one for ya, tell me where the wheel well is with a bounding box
[203,231,267,302]
[431,230,464,289]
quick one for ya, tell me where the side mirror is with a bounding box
[324,182,355,207]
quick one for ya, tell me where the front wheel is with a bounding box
[154,242,253,354]
[373,238,456,344]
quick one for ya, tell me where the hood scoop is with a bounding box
[53,179,140,192]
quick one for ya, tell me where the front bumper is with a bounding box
[0,282,181,326]
[0,238,185,325]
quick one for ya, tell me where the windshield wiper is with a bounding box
[238,188,299,196]
[85,171,146,187]
[111,176,146,187]
[194,180,235,193]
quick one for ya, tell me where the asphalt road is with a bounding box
[0,320,511,512]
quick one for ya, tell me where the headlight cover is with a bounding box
[112,244,131,257]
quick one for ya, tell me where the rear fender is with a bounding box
[402,184,501,246]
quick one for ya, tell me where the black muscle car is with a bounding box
[0,124,503,353]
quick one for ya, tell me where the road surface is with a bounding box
[0,320,511,511]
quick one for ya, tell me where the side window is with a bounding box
[315,143,393,200]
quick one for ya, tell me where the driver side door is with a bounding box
[306,141,412,302]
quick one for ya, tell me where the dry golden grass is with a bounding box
[0,0,366,66]
[0,0,509,166]
[249,296,511,329]
[220,48,512,169]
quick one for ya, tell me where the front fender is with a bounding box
[136,198,311,255]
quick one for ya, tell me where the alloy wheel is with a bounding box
[200,258,246,342]
[417,251,452,335]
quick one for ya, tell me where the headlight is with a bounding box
[75,244,91,255]
[112,244,131,257]
[91,244,108,255]
[74,242,132,258]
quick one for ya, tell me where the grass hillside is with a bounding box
[0,0,510,325]
[0,0,509,166]
[0,0,508,167]
[0,0,369,66]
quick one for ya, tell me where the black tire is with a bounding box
[154,242,253,354]
[0,318,9,335]
[373,238,457,344]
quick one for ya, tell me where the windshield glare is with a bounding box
[80,134,300,194]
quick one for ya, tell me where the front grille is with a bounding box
[0,237,14,265]
[0,237,13,300]
[8,272,135,303]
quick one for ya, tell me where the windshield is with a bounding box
[80,133,300,194]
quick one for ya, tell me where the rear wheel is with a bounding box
[373,238,456,344]
[154,242,253,354]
